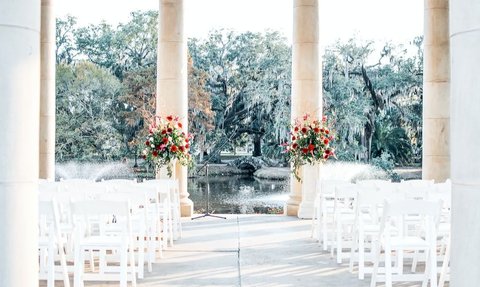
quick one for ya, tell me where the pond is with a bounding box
[188,175,289,214]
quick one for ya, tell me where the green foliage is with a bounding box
[56,62,123,161]
[323,37,423,165]
[54,12,423,167]
[188,30,291,161]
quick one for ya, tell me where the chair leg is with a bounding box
[322,207,328,251]
[129,244,137,287]
[138,235,145,279]
[411,250,419,272]
[422,249,430,287]
[430,246,438,287]
[120,247,127,287]
[439,237,450,287]
[358,231,365,280]
[74,247,84,287]
[58,243,71,287]
[385,244,392,287]
[349,229,358,273]
[47,243,55,287]
[370,241,381,287]
[336,221,342,264]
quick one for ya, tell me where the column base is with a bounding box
[180,199,194,217]
[284,203,299,216]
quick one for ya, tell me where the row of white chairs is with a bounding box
[311,179,451,287]
[38,178,182,287]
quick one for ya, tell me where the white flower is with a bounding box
[149,137,154,142]
[151,144,155,148]
[142,149,147,155]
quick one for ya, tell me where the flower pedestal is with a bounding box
[156,161,176,180]
[297,163,320,219]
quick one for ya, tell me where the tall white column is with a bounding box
[0,0,40,285]
[422,0,450,182]
[286,0,322,217]
[450,0,480,285]
[157,0,193,217]
[40,0,56,180]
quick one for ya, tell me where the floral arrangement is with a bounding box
[142,115,193,177]
[282,114,335,182]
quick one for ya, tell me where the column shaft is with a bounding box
[40,0,56,180]
[422,0,450,181]
[450,0,480,285]
[0,0,40,284]
[287,0,322,217]
[157,0,193,216]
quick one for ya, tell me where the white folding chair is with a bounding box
[331,183,358,264]
[370,199,441,287]
[71,200,137,287]
[312,179,349,251]
[102,186,149,278]
[39,199,70,287]
[142,179,179,243]
[349,187,382,279]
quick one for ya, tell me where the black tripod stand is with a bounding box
[192,164,226,220]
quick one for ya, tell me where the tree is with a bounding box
[56,62,124,161]
[323,37,423,165]
[188,30,291,161]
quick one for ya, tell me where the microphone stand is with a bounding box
[192,164,226,220]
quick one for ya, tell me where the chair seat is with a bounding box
[78,236,127,249]
[383,236,429,249]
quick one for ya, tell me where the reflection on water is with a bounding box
[188,175,289,214]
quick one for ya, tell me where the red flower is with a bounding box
[145,140,150,146]
[185,144,190,149]
[178,122,183,128]
[325,149,331,155]
[162,137,168,144]
[325,129,330,135]
[161,130,167,135]
[152,151,158,157]
[324,139,329,145]
[308,144,315,151]
[179,146,185,152]
[156,145,161,150]
[324,154,329,159]
[292,143,298,149]
[292,136,296,141]
[302,148,309,154]
[301,127,308,133]
[166,115,173,121]
[294,127,299,132]
[167,128,173,133]
[170,145,178,152]
[185,138,189,143]
[320,128,324,133]
[142,155,146,160]
[314,127,320,133]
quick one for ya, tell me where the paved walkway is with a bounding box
[48,215,438,286]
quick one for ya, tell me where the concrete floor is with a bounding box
[43,215,444,287]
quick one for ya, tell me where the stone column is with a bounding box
[40,0,56,180]
[422,0,450,182]
[0,0,40,285]
[157,0,193,217]
[286,0,322,217]
[450,0,480,285]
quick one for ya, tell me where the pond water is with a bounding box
[188,175,289,214]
